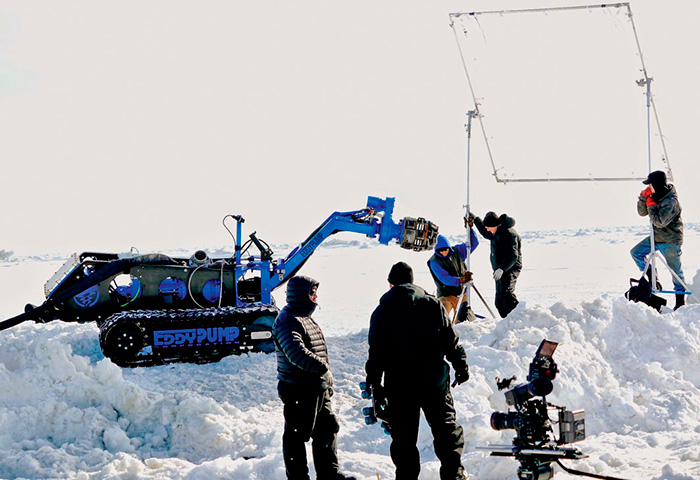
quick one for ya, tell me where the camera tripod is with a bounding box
[641,244,694,301]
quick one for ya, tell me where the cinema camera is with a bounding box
[478,340,588,480]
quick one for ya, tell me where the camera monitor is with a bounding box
[535,340,558,358]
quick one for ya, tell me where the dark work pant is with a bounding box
[278,381,340,480]
[495,269,519,318]
[386,381,465,480]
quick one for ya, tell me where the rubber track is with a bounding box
[99,304,279,367]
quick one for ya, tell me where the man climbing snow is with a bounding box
[471,211,522,318]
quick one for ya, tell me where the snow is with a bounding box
[1,224,700,480]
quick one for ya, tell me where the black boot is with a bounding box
[645,268,663,291]
[674,294,686,311]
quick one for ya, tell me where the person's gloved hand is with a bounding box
[493,268,503,281]
[640,186,653,198]
[372,384,388,419]
[366,379,384,400]
[460,271,473,284]
[454,364,470,386]
[464,213,475,228]
[646,195,657,207]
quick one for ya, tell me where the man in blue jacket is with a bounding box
[427,232,478,322]
[273,275,356,480]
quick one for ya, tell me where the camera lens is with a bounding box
[505,378,554,406]
[490,411,520,431]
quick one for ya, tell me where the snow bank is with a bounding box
[1,228,700,479]
[1,294,699,479]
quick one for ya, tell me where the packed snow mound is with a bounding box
[1,295,699,479]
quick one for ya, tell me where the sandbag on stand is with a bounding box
[625,276,667,312]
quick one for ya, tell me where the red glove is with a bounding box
[646,195,657,207]
[640,186,653,198]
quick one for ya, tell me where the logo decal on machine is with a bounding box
[299,232,324,259]
[153,327,241,348]
[73,285,100,308]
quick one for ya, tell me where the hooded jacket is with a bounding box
[474,214,522,273]
[637,184,683,245]
[365,283,468,390]
[273,276,333,389]
[427,232,478,297]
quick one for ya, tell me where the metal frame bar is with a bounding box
[492,176,647,183]
[449,2,672,184]
[449,3,629,18]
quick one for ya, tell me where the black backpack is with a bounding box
[625,276,667,312]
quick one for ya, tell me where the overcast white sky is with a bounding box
[2,0,699,255]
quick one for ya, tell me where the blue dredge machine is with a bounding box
[0,196,438,367]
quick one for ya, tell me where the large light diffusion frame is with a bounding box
[449,3,691,300]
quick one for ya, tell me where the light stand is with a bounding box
[465,110,476,305]
[464,110,497,319]
[638,77,695,303]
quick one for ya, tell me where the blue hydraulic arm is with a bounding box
[253,196,438,303]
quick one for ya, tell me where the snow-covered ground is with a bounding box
[1,224,700,480]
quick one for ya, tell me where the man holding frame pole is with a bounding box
[470,211,522,319]
[427,232,478,323]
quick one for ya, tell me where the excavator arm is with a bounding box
[263,196,438,295]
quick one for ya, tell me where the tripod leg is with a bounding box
[639,255,660,291]
[472,282,497,319]
[452,285,467,325]
[653,250,697,303]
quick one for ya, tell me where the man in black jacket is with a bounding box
[472,211,522,318]
[273,275,356,480]
[365,262,470,480]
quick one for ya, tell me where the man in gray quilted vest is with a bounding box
[273,275,356,480]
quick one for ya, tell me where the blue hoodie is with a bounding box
[434,235,452,251]
[428,232,479,290]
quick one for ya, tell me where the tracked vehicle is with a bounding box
[1,196,438,367]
